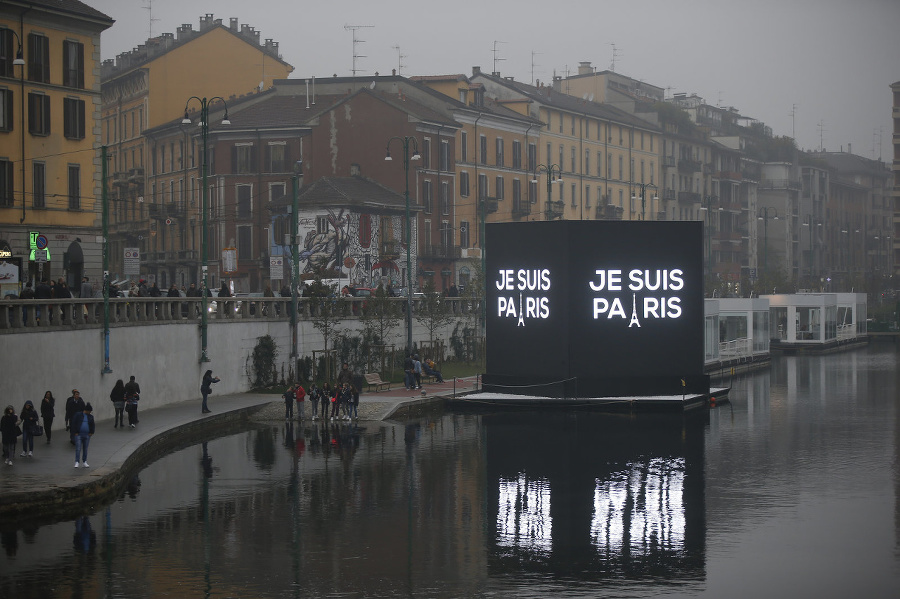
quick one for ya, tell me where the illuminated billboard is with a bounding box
[484,220,707,398]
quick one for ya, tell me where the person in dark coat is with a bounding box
[148,282,161,297]
[218,283,231,297]
[167,284,180,298]
[124,376,141,428]
[65,390,85,444]
[1,405,19,466]
[201,370,219,414]
[319,383,332,420]
[40,391,55,444]
[71,403,95,468]
[18,400,39,457]
[110,379,126,428]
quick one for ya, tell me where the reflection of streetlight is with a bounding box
[630,182,658,221]
[385,136,420,355]
[182,97,230,362]
[802,216,822,287]
[531,164,564,220]
[699,195,720,284]
[757,207,778,277]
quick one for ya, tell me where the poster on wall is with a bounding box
[222,248,237,273]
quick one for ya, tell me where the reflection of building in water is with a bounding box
[590,457,686,556]
[486,412,706,580]
[497,474,552,554]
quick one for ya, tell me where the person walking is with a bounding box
[308,384,320,421]
[124,376,141,428]
[71,403,95,468]
[283,384,295,421]
[295,383,306,421]
[110,379,126,429]
[320,383,332,420]
[413,355,423,389]
[1,405,19,466]
[201,370,219,414]
[40,391,55,444]
[65,390,85,444]
[80,276,92,299]
[19,400,39,457]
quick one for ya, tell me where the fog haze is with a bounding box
[90,0,900,160]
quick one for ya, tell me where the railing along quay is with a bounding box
[0,296,483,333]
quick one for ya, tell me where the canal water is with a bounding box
[2,344,899,598]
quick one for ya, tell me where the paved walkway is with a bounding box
[0,376,480,519]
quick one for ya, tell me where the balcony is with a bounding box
[112,172,129,188]
[178,250,198,262]
[717,170,742,181]
[512,201,531,217]
[422,245,462,259]
[678,158,701,173]
[678,191,701,204]
[759,179,801,191]
[480,195,499,213]
[545,200,565,219]
[128,168,144,183]
[596,204,623,220]
[663,188,677,201]
[167,202,184,217]
[656,211,667,221]
[662,155,676,168]
[381,241,401,259]
[148,204,165,219]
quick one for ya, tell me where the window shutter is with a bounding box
[231,146,237,173]
[78,99,85,138]
[77,43,84,88]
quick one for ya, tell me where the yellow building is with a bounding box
[0,0,113,294]
[100,14,293,285]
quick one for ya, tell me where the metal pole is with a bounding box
[404,144,413,355]
[200,99,210,362]
[291,173,300,358]
[101,145,112,373]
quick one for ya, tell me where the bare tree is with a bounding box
[414,280,454,352]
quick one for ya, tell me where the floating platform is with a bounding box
[449,387,730,412]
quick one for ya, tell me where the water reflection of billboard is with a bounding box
[487,412,705,580]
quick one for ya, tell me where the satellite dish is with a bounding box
[370,81,376,89]
[137,196,144,203]
[258,81,264,91]
[582,93,588,100]
[588,93,594,102]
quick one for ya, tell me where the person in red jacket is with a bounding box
[295,384,306,421]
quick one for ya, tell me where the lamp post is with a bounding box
[630,182,658,221]
[290,162,302,359]
[757,207,778,279]
[385,136,420,355]
[531,164,563,220]
[699,195,719,289]
[101,146,112,373]
[182,97,230,363]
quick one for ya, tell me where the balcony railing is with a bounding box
[662,155,676,168]
[512,201,531,217]
[545,200,565,219]
[480,195,499,213]
[678,191,701,203]
[678,158,702,173]
[381,241,401,258]
[759,179,801,191]
[717,170,742,181]
[596,204,623,220]
[422,245,462,259]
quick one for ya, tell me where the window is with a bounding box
[571,115,575,135]
[585,150,590,176]
[233,144,255,174]
[512,179,521,211]
[512,140,521,170]
[237,184,252,218]
[237,226,252,261]
[478,174,488,199]
[269,182,286,202]
[440,181,449,215]
[495,176,504,200]
[460,131,467,162]
[570,148,576,173]
[558,111,563,133]
[422,138,431,169]
[423,180,433,213]
[495,137,504,167]
[0,88,11,131]
[0,159,12,206]
[460,171,470,197]
[266,142,287,172]
[68,164,80,209]
[62,40,84,88]
[63,97,85,139]
[440,220,451,251]
[618,156,623,180]
[527,143,536,172]
[1,29,19,77]
[571,183,576,207]
[316,216,329,234]
[558,145,564,170]
[28,93,50,135]
[597,152,603,178]
[27,33,49,83]
[585,185,590,209]
[460,220,470,248]
[423,219,431,249]
[32,162,45,207]
[546,143,551,165]
[479,135,487,165]
[440,140,450,171]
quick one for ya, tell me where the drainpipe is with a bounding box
[18,10,30,223]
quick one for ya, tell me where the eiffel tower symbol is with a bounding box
[628,293,641,328]
[517,292,525,327]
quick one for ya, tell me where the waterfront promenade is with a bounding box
[0,377,479,520]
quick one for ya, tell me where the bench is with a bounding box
[364,373,391,393]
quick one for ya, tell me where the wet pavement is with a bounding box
[0,376,480,518]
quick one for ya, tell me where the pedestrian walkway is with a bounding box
[0,376,480,520]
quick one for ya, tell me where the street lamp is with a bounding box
[757,207,778,278]
[182,96,230,362]
[531,164,564,220]
[630,183,658,221]
[385,136,420,355]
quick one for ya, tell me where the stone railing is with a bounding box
[0,296,484,333]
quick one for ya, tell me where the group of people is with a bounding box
[109,376,142,428]
[403,354,444,389]
[282,363,361,422]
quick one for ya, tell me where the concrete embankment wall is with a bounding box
[2,317,459,422]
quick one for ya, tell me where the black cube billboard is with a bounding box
[483,220,707,399]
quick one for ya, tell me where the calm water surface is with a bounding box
[2,344,899,598]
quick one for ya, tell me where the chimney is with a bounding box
[848,142,852,154]
[230,18,238,31]
[578,61,592,75]
[350,163,361,177]
[199,14,214,32]
[472,66,481,76]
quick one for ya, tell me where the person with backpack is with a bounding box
[294,383,306,421]
[282,384,295,421]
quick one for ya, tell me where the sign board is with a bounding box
[29,231,51,262]
[222,247,237,273]
[33,249,48,263]
[270,256,284,281]
[484,220,706,398]
[124,247,140,276]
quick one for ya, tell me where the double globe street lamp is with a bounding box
[182,96,230,362]
[531,164,564,220]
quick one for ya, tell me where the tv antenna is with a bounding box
[531,50,542,86]
[492,40,506,75]
[344,24,374,76]
[817,120,826,151]
[142,0,160,40]
[609,43,621,72]
[392,44,407,76]
[790,103,798,140]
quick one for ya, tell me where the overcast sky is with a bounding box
[89,0,899,161]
